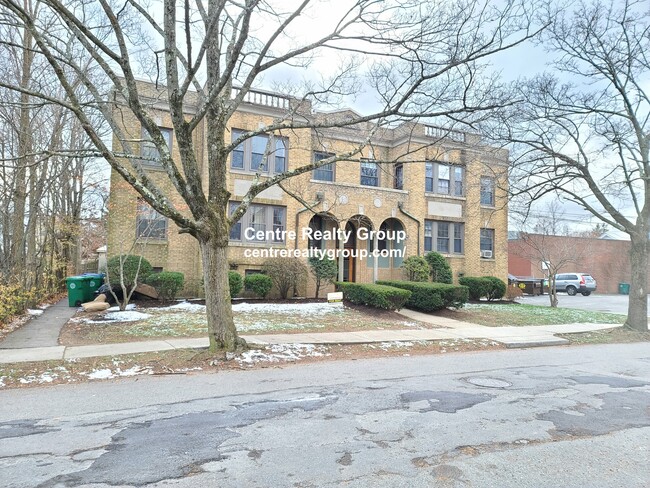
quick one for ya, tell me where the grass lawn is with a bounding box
[60,301,431,346]
[440,303,627,327]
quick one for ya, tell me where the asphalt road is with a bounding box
[1,344,649,487]
[519,292,650,316]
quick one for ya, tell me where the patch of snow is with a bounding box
[107,304,136,312]
[237,343,330,364]
[0,376,5,388]
[232,302,344,315]
[26,309,44,316]
[85,311,152,323]
[117,366,153,377]
[165,301,206,313]
[87,369,113,379]
[18,372,60,384]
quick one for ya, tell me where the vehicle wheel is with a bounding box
[582,291,591,296]
[566,286,577,296]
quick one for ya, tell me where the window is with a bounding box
[230,129,288,174]
[425,162,464,196]
[229,202,242,240]
[136,199,167,239]
[141,127,172,166]
[228,202,287,245]
[313,151,335,182]
[480,176,495,206]
[360,160,379,186]
[437,222,450,253]
[424,220,464,254]
[394,163,404,190]
[438,165,450,194]
[480,228,494,253]
[275,138,287,173]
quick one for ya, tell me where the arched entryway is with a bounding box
[343,215,373,282]
[378,218,405,270]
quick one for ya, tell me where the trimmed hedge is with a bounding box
[483,276,506,301]
[336,282,411,311]
[144,271,184,300]
[228,271,243,297]
[244,273,272,298]
[458,277,489,301]
[377,280,468,311]
[458,276,507,301]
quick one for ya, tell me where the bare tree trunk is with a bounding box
[626,233,649,331]
[199,237,243,352]
[10,11,33,281]
[548,277,558,308]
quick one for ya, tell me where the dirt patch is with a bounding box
[558,327,650,345]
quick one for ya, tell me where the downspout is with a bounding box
[398,202,420,255]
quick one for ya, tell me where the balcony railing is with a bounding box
[231,87,291,110]
[424,125,466,143]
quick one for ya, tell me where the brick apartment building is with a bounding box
[107,84,509,297]
[508,234,650,294]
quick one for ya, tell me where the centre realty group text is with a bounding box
[243,226,407,244]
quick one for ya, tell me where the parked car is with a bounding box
[553,273,597,296]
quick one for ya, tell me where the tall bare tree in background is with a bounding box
[496,0,649,331]
[0,0,542,351]
[0,2,107,294]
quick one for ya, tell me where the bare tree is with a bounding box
[497,0,649,330]
[0,0,543,351]
[511,201,589,307]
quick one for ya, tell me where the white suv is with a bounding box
[554,273,597,296]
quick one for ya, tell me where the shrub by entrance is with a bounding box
[377,280,468,311]
[336,282,411,311]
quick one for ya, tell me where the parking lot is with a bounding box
[520,293,650,316]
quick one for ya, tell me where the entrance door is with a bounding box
[343,221,356,282]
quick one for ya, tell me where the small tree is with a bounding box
[425,252,453,284]
[263,258,308,299]
[401,256,430,282]
[105,254,152,310]
[308,257,338,299]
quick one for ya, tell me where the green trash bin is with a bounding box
[66,276,90,307]
[82,273,105,297]
[618,283,630,295]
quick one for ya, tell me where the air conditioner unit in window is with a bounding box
[480,250,493,259]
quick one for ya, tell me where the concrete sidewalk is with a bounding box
[0,322,622,364]
[0,299,76,349]
[0,300,625,364]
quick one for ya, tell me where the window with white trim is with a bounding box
[228,202,286,244]
[141,127,172,166]
[424,220,464,254]
[480,228,494,253]
[230,129,288,174]
[425,162,464,196]
[360,160,379,186]
[480,176,495,206]
[136,199,167,239]
[313,151,335,182]
[394,163,404,190]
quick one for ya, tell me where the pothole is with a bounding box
[463,377,512,389]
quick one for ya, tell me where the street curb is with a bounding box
[504,338,570,348]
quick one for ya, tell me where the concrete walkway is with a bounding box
[0,299,76,349]
[0,301,624,364]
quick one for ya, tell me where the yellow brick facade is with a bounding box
[107,87,509,297]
